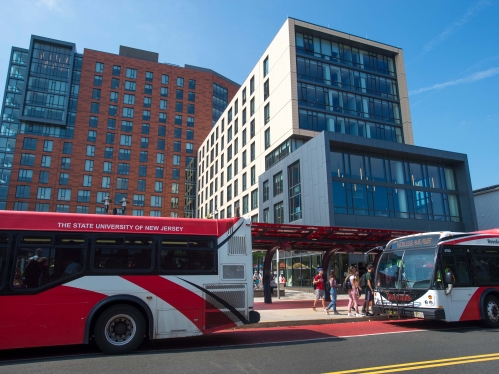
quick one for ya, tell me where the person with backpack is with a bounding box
[344,265,364,317]
[312,267,326,312]
[325,270,341,315]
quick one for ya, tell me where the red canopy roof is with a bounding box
[251,222,417,253]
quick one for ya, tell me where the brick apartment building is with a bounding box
[0,35,239,216]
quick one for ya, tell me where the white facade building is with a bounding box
[197,18,413,220]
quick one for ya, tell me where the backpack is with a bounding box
[342,277,352,292]
[359,273,367,288]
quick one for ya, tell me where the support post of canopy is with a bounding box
[263,245,279,304]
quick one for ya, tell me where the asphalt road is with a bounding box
[0,320,498,374]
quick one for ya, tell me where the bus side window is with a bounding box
[454,255,471,284]
[0,247,6,289]
[473,248,499,284]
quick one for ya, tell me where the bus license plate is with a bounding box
[414,311,424,318]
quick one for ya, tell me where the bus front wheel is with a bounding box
[94,304,146,354]
[483,295,499,328]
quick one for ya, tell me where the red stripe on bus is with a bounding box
[0,285,106,350]
[121,275,236,331]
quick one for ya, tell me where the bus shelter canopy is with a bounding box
[251,223,417,253]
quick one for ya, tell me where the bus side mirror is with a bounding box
[444,271,454,285]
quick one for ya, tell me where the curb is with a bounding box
[234,315,392,329]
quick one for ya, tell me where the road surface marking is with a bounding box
[324,352,499,373]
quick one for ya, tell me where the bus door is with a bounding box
[439,246,474,321]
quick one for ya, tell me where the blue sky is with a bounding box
[1,0,498,189]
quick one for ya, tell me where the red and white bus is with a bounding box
[0,211,258,354]
[373,229,499,327]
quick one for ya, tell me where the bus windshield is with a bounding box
[377,247,437,290]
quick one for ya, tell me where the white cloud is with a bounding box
[410,66,499,95]
[422,0,491,54]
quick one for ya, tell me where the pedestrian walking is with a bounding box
[364,264,375,316]
[345,266,364,317]
[325,270,340,315]
[312,267,326,312]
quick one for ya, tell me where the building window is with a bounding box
[174,128,182,138]
[94,75,102,86]
[119,149,131,160]
[86,145,95,157]
[142,110,150,120]
[145,71,153,82]
[112,65,121,76]
[88,130,97,142]
[187,116,194,127]
[77,190,91,203]
[108,105,117,116]
[263,180,269,202]
[14,202,29,211]
[188,79,196,89]
[111,78,120,88]
[242,172,247,191]
[107,118,116,129]
[250,120,255,138]
[151,196,162,208]
[144,84,152,95]
[122,107,134,118]
[120,135,132,146]
[186,130,194,140]
[141,123,150,134]
[273,172,283,196]
[116,178,129,190]
[173,141,181,152]
[264,103,270,124]
[59,172,69,185]
[104,147,113,158]
[251,166,256,185]
[138,165,147,176]
[264,128,270,149]
[288,161,302,221]
[36,203,49,212]
[172,169,180,180]
[162,74,169,84]
[41,155,51,168]
[83,175,92,187]
[61,157,71,169]
[263,79,269,100]
[118,163,130,175]
[132,210,144,216]
[161,87,168,97]
[263,208,269,223]
[242,87,247,104]
[173,155,181,166]
[121,120,133,132]
[171,197,179,209]
[159,99,167,110]
[251,189,258,210]
[105,132,114,144]
[126,68,137,79]
[186,142,193,154]
[250,76,255,94]
[16,185,30,198]
[156,153,164,164]
[188,91,195,102]
[92,88,101,100]
[263,56,269,77]
[18,169,33,183]
[187,104,194,114]
[137,180,146,191]
[143,97,152,107]
[172,183,179,194]
[175,115,182,125]
[103,162,112,173]
[176,89,183,99]
[125,81,136,91]
[175,102,183,112]
[84,160,94,172]
[63,142,72,154]
[158,139,165,150]
[250,142,255,161]
[155,167,164,178]
[177,77,184,87]
[110,91,118,102]
[250,97,256,116]
[56,204,70,212]
[90,102,100,113]
[133,194,145,206]
[274,201,284,223]
[141,137,149,148]
[20,153,35,166]
[58,188,71,201]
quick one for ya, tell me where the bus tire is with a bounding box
[483,295,499,328]
[94,304,146,354]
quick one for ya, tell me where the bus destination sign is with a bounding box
[390,235,440,250]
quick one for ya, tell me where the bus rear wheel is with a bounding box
[94,304,146,354]
[483,295,499,328]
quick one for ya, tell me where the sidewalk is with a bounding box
[242,289,389,329]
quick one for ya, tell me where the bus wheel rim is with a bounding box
[487,301,499,323]
[104,314,136,346]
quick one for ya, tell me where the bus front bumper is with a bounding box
[373,305,446,320]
